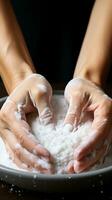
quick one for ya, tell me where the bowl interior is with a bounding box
[0,92,112,192]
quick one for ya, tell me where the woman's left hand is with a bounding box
[64,78,112,173]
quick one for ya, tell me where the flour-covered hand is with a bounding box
[64,78,112,173]
[0,74,54,173]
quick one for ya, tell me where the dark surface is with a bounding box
[0,181,112,200]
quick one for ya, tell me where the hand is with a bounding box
[0,74,54,174]
[64,78,112,173]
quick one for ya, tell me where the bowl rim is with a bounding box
[0,163,112,179]
[0,91,112,179]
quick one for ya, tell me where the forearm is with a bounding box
[74,0,112,87]
[0,0,36,94]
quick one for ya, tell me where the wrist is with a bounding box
[10,70,34,91]
[73,66,105,87]
[1,62,35,94]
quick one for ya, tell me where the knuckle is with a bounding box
[36,87,47,98]
[28,74,48,86]
[19,134,25,145]
[30,73,46,82]
[66,79,84,91]
[36,87,52,103]
[29,76,52,102]
[65,80,85,102]
[14,148,21,158]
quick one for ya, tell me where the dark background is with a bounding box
[11,0,95,85]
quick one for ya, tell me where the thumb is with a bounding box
[38,99,53,126]
[64,97,82,130]
[29,84,53,126]
[64,92,87,131]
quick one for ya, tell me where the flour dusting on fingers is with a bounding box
[0,95,112,174]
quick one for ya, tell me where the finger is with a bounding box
[66,160,74,174]
[73,144,107,173]
[5,113,51,160]
[74,105,112,161]
[64,94,86,130]
[13,122,51,159]
[4,142,28,170]
[1,95,52,161]
[29,82,54,125]
[2,129,53,174]
[3,74,54,125]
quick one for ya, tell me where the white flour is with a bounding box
[0,94,112,174]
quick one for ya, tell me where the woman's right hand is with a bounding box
[0,74,54,174]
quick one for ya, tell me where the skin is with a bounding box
[74,0,112,87]
[0,0,112,173]
[0,0,35,92]
[64,0,112,173]
[0,0,54,173]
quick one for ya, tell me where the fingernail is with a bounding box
[66,160,74,173]
[37,144,50,157]
[73,160,82,173]
[63,124,73,132]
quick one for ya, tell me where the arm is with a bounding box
[0,0,36,93]
[0,0,54,173]
[74,0,112,87]
[64,0,112,173]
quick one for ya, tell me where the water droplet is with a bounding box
[9,187,14,193]
[33,174,37,179]
[92,184,95,188]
